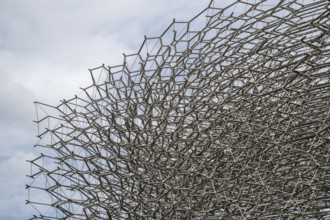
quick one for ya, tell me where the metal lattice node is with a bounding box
[27,0,330,219]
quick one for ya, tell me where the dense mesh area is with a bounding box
[27,0,330,219]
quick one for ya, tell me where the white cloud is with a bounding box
[0,0,211,103]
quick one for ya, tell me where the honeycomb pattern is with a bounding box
[27,0,330,219]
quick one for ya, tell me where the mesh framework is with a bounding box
[27,0,330,219]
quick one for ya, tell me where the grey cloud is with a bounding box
[0,71,36,156]
[0,151,36,220]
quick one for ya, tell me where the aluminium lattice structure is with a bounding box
[27,0,330,219]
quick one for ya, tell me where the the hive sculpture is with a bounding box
[27,0,330,219]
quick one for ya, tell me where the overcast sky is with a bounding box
[0,0,225,219]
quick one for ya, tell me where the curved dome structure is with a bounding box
[28,0,330,219]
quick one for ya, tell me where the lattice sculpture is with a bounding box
[27,0,330,219]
